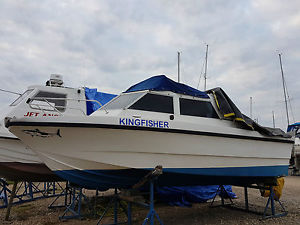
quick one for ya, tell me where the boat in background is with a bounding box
[5,75,294,190]
[0,122,62,181]
[287,123,300,175]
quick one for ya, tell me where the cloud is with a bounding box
[0,0,299,130]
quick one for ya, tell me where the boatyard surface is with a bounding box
[1,176,299,225]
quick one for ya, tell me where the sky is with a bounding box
[0,0,299,131]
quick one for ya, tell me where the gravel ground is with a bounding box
[0,176,299,225]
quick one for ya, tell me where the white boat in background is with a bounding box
[287,123,300,175]
[5,75,294,190]
[0,122,61,181]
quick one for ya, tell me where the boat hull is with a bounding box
[8,122,293,188]
[54,166,287,190]
[0,162,62,182]
[0,135,62,181]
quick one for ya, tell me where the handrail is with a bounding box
[43,98,63,115]
[27,97,109,115]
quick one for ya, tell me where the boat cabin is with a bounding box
[99,90,221,121]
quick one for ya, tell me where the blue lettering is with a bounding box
[141,119,146,126]
[120,118,169,128]
[135,119,141,126]
[128,118,134,126]
[149,120,153,127]
[120,118,126,125]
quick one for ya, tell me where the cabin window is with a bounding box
[103,92,144,110]
[129,93,174,114]
[180,98,218,118]
[29,91,67,112]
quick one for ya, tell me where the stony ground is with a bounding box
[0,176,299,225]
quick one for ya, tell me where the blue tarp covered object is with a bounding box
[85,88,117,115]
[156,185,236,207]
[125,75,209,98]
[287,122,300,132]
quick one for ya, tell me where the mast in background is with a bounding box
[272,111,276,128]
[279,53,290,126]
[250,96,253,119]
[177,51,181,83]
[204,44,208,90]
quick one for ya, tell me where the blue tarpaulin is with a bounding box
[156,185,236,207]
[287,122,300,132]
[125,75,209,98]
[85,88,117,115]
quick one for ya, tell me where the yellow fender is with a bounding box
[261,177,284,200]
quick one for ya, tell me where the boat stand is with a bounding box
[211,184,287,220]
[48,181,72,209]
[96,166,164,225]
[130,165,164,225]
[0,178,9,209]
[58,185,88,220]
[209,185,234,207]
[0,179,66,209]
[141,179,164,225]
[4,181,18,221]
[243,185,288,219]
[96,188,131,225]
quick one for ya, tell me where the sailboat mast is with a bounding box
[204,44,208,91]
[279,53,290,126]
[272,111,276,128]
[177,51,180,83]
[250,96,253,119]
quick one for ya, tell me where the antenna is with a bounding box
[177,51,180,83]
[250,97,253,119]
[204,44,208,90]
[0,88,21,96]
[272,111,276,128]
[279,53,290,126]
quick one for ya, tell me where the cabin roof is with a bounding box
[124,75,209,98]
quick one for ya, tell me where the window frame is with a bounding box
[100,91,146,111]
[29,91,67,112]
[179,96,220,119]
[128,91,174,114]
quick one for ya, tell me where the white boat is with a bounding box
[5,75,293,189]
[0,75,115,182]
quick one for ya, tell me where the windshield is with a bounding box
[29,91,67,112]
[10,89,33,106]
[101,92,145,110]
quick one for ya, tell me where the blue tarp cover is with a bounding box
[125,75,209,98]
[287,122,300,132]
[156,185,236,206]
[85,88,117,115]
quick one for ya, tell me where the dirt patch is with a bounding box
[1,176,300,225]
